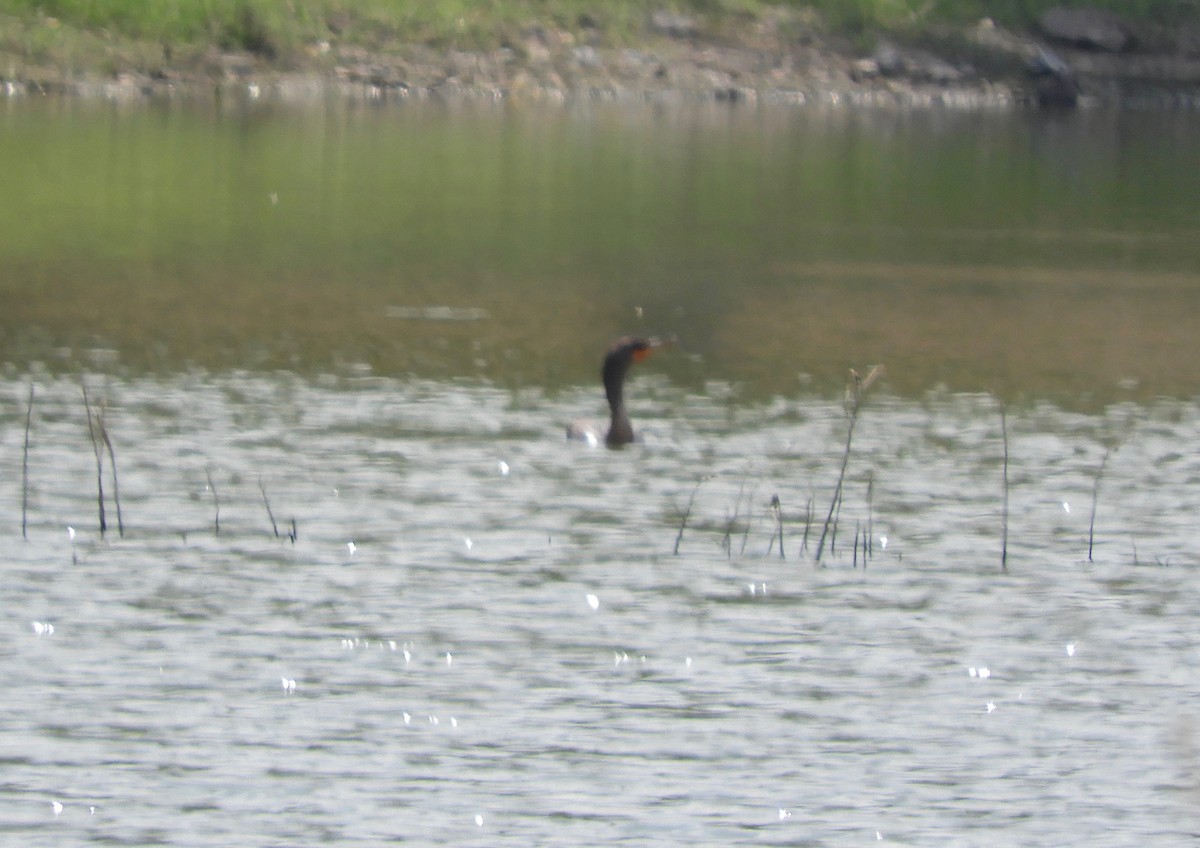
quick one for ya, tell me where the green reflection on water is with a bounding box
[2,96,1199,404]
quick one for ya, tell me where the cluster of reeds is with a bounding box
[260,477,298,543]
[814,365,885,564]
[670,365,887,568]
[81,381,124,539]
[668,364,1132,571]
[12,371,1134,567]
[17,380,297,544]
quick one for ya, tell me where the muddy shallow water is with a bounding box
[4,98,1200,402]
[3,373,1200,846]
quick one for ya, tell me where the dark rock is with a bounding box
[1039,7,1132,53]
[1029,45,1072,78]
[873,42,904,77]
[1033,73,1079,107]
[1027,46,1078,108]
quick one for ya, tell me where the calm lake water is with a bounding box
[3,94,1200,846]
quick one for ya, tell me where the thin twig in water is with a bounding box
[1087,449,1112,564]
[865,474,874,560]
[801,496,812,555]
[206,467,220,536]
[773,495,785,560]
[765,494,785,559]
[260,477,280,538]
[739,483,758,556]
[1000,402,1009,573]
[816,365,884,564]
[673,477,706,555]
[722,482,745,558]
[830,485,843,555]
[81,382,107,537]
[97,408,124,538]
[21,384,34,540]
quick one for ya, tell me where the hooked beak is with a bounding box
[633,335,676,362]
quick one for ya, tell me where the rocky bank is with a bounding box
[5,5,1200,109]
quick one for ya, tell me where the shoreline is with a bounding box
[4,12,1200,110]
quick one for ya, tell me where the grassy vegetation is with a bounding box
[0,0,1193,87]
[0,0,1197,71]
[0,1,679,63]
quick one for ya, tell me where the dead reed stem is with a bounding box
[817,455,847,563]
[816,365,884,564]
[81,383,107,537]
[259,477,280,538]
[98,413,124,538]
[206,467,220,536]
[673,477,706,555]
[739,483,757,556]
[1000,403,1009,572]
[722,481,745,558]
[830,486,843,555]
[801,496,812,555]
[865,474,874,560]
[773,494,785,559]
[21,384,34,540]
[765,494,785,559]
[1087,449,1112,563]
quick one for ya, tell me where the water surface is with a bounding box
[3,375,1200,846]
[2,97,1200,845]
[3,97,1200,400]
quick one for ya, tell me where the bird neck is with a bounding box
[604,365,634,446]
[607,407,633,447]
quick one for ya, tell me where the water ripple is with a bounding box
[3,374,1200,845]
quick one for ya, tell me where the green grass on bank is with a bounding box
[0,0,1198,71]
[3,1,664,58]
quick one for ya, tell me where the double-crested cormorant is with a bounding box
[567,336,664,448]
